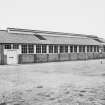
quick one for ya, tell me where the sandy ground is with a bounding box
[0,59,105,105]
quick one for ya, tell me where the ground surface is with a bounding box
[0,59,105,105]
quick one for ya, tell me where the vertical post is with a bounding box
[92,46,94,52]
[34,44,36,54]
[77,45,79,53]
[72,45,74,53]
[52,45,54,53]
[46,45,49,54]
[18,44,22,64]
[11,44,13,49]
[41,45,42,54]
[85,45,87,60]
[68,45,70,53]
[85,46,87,53]
[1,44,4,65]
[19,44,21,54]
[58,45,60,54]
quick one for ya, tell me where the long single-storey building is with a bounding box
[0,27,105,65]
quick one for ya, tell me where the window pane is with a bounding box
[97,46,99,52]
[65,45,68,53]
[70,46,73,52]
[83,46,85,52]
[94,46,96,52]
[87,46,89,52]
[22,44,27,53]
[13,44,19,49]
[5,44,11,49]
[79,46,82,52]
[54,45,58,53]
[28,44,34,53]
[36,45,41,53]
[74,45,77,52]
[42,45,47,53]
[60,45,64,53]
[90,46,93,52]
[49,45,53,53]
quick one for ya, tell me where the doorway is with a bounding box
[7,50,18,64]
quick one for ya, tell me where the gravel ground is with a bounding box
[0,59,105,105]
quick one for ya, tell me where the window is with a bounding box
[94,46,97,52]
[42,45,47,53]
[54,45,58,53]
[49,45,53,53]
[97,46,99,52]
[36,45,41,53]
[87,46,89,52]
[103,46,105,52]
[70,46,73,52]
[60,45,64,53]
[90,46,93,52]
[28,44,34,53]
[22,44,27,53]
[5,44,11,49]
[79,46,82,52]
[79,45,85,52]
[74,45,77,52]
[13,44,19,49]
[83,46,85,52]
[65,45,68,53]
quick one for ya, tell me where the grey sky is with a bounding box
[0,0,105,38]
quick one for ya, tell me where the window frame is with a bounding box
[36,44,41,53]
[21,44,28,54]
[49,45,54,53]
[65,45,68,53]
[28,44,34,53]
[54,45,58,53]
[13,44,19,49]
[70,45,73,52]
[4,44,11,49]
[42,45,47,53]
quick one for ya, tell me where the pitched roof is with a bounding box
[37,34,101,45]
[0,29,102,45]
[0,30,41,44]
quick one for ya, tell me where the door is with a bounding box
[7,50,18,64]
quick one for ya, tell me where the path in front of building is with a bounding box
[0,59,105,104]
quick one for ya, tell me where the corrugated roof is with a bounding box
[38,35,101,45]
[0,30,102,45]
[0,30,41,44]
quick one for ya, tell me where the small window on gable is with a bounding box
[5,44,11,49]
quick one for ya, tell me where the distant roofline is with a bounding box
[7,27,99,39]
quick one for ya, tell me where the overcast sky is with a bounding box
[0,0,105,38]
